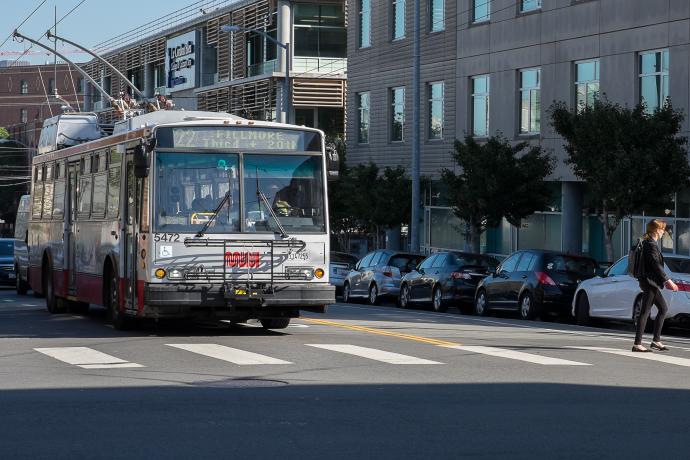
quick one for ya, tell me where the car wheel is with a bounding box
[260,318,291,329]
[576,293,590,326]
[475,289,488,316]
[432,285,447,313]
[368,284,379,305]
[632,295,654,333]
[399,284,410,309]
[15,266,28,296]
[342,283,351,303]
[519,292,536,320]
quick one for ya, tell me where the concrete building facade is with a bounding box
[347,0,690,262]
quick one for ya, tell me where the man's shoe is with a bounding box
[650,342,669,351]
[632,345,651,352]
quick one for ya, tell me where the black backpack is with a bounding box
[627,238,645,279]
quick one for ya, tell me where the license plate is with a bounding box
[234,289,247,296]
[8,273,15,279]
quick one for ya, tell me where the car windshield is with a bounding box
[451,253,499,269]
[390,254,425,272]
[545,255,598,277]
[243,154,325,233]
[666,258,690,274]
[155,152,240,234]
[0,240,12,257]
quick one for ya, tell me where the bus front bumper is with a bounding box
[142,282,335,319]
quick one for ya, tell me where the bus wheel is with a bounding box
[106,269,130,330]
[15,266,28,295]
[43,262,61,314]
[260,318,290,329]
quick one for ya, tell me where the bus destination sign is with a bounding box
[157,127,320,152]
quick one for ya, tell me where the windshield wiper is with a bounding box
[195,191,231,238]
[257,188,289,238]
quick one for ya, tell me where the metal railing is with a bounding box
[293,57,346,74]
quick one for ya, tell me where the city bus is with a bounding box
[26,110,336,329]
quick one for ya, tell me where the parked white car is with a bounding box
[572,255,690,326]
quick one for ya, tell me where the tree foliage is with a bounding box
[440,135,556,253]
[0,127,9,139]
[549,98,690,261]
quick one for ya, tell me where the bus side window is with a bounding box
[107,165,121,218]
[43,164,54,220]
[32,167,44,219]
[92,172,107,218]
[78,175,93,218]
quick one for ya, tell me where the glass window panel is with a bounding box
[429,82,444,139]
[431,0,445,31]
[663,50,670,72]
[640,52,660,74]
[473,97,488,136]
[576,61,596,82]
[359,0,371,47]
[107,166,121,218]
[473,76,487,94]
[521,0,541,12]
[474,0,489,21]
[641,75,660,110]
[358,92,370,144]
[676,221,690,256]
[393,0,406,39]
[521,70,538,88]
[391,87,405,141]
[319,27,347,58]
[531,89,541,133]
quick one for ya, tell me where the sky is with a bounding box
[0,0,226,64]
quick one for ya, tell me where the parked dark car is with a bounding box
[330,251,359,295]
[0,238,16,286]
[343,250,425,305]
[474,250,599,320]
[399,251,500,313]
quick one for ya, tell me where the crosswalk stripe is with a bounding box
[444,345,591,366]
[166,344,292,365]
[567,346,690,367]
[34,347,144,369]
[306,344,442,364]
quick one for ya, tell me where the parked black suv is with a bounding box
[474,250,599,320]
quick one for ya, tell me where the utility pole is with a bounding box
[410,0,421,252]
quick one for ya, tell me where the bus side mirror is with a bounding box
[133,138,155,178]
[326,143,339,181]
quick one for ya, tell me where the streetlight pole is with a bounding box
[221,25,291,124]
[410,0,421,252]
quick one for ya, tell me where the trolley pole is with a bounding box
[410,0,421,252]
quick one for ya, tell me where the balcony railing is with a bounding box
[247,60,277,77]
[293,57,347,74]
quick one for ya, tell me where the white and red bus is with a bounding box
[27,110,336,329]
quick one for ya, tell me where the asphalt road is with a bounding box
[2,287,690,459]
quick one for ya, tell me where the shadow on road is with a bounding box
[0,382,688,459]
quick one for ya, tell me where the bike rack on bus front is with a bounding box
[183,237,308,305]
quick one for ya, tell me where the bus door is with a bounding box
[66,162,79,295]
[124,159,137,311]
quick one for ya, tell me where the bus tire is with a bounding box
[15,265,28,295]
[260,318,290,329]
[43,260,61,314]
[105,265,130,330]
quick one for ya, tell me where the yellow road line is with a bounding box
[301,318,461,347]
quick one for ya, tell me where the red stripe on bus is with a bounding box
[137,280,145,314]
[75,274,104,305]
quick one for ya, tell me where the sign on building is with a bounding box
[165,31,199,92]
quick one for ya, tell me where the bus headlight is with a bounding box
[167,268,185,280]
[286,267,314,280]
[314,268,325,279]
[154,268,166,279]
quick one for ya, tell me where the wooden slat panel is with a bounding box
[292,79,345,107]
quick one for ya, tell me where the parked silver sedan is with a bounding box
[342,250,425,305]
[330,251,359,295]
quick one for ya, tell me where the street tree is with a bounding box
[440,135,555,253]
[549,98,690,262]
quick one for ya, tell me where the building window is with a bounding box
[521,0,541,12]
[20,109,27,123]
[358,92,370,144]
[20,80,28,94]
[294,4,346,58]
[391,87,405,142]
[640,49,669,113]
[471,75,490,137]
[430,0,444,32]
[359,0,371,48]
[473,0,490,22]
[392,0,406,39]
[428,82,444,139]
[519,68,540,134]
[48,78,55,94]
[575,60,600,111]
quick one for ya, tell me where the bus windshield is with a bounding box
[154,153,325,234]
[155,152,241,234]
